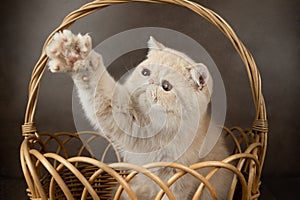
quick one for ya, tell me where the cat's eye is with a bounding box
[142,68,151,76]
[161,80,173,91]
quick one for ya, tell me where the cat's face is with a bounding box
[128,62,181,112]
[126,37,212,121]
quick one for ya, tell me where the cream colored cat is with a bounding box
[46,30,232,200]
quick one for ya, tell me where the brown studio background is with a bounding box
[1,0,299,199]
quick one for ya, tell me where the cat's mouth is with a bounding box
[146,85,159,104]
[130,84,178,116]
[130,84,158,103]
[130,85,151,110]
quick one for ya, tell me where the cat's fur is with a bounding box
[46,30,232,199]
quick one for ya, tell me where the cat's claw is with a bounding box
[46,30,92,73]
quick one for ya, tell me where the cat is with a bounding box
[46,30,232,200]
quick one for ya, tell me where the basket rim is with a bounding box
[21,127,266,199]
[22,0,268,137]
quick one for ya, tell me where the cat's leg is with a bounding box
[161,171,229,200]
[170,169,232,200]
[117,175,159,200]
[46,30,105,129]
[161,174,199,200]
[46,30,134,137]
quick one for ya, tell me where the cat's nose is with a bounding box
[149,79,155,84]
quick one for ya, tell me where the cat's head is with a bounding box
[146,36,213,94]
[120,37,214,154]
[126,37,213,117]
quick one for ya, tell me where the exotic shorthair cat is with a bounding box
[46,30,232,199]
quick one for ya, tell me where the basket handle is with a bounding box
[22,0,268,138]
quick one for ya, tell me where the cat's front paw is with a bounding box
[46,30,92,73]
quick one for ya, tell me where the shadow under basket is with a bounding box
[20,0,268,199]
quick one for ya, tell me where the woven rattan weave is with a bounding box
[20,0,268,199]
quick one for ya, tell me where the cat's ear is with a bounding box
[191,63,212,92]
[147,36,165,50]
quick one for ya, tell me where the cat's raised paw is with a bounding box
[46,30,92,73]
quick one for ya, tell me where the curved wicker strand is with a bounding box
[22,143,49,199]
[78,135,98,159]
[108,162,176,200]
[143,160,249,200]
[228,143,262,199]
[223,127,244,153]
[81,166,128,200]
[228,154,259,199]
[66,157,138,200]
[43,154,101,200]
[141,162,218,200]
[29,150,75,200]
[247,160,256,196]
[249,135,262,195]
[81,168,108,200]
[258,131,267,181]
[227,150,261,199]
[191,161,249,200]
[77,131,122,162]
[41,132,70,158]
[101,143,113,162]
[192,152,260,200]
[23,0,267,136]
[20,141,38,198]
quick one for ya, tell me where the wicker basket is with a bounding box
[20,0,268,199]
